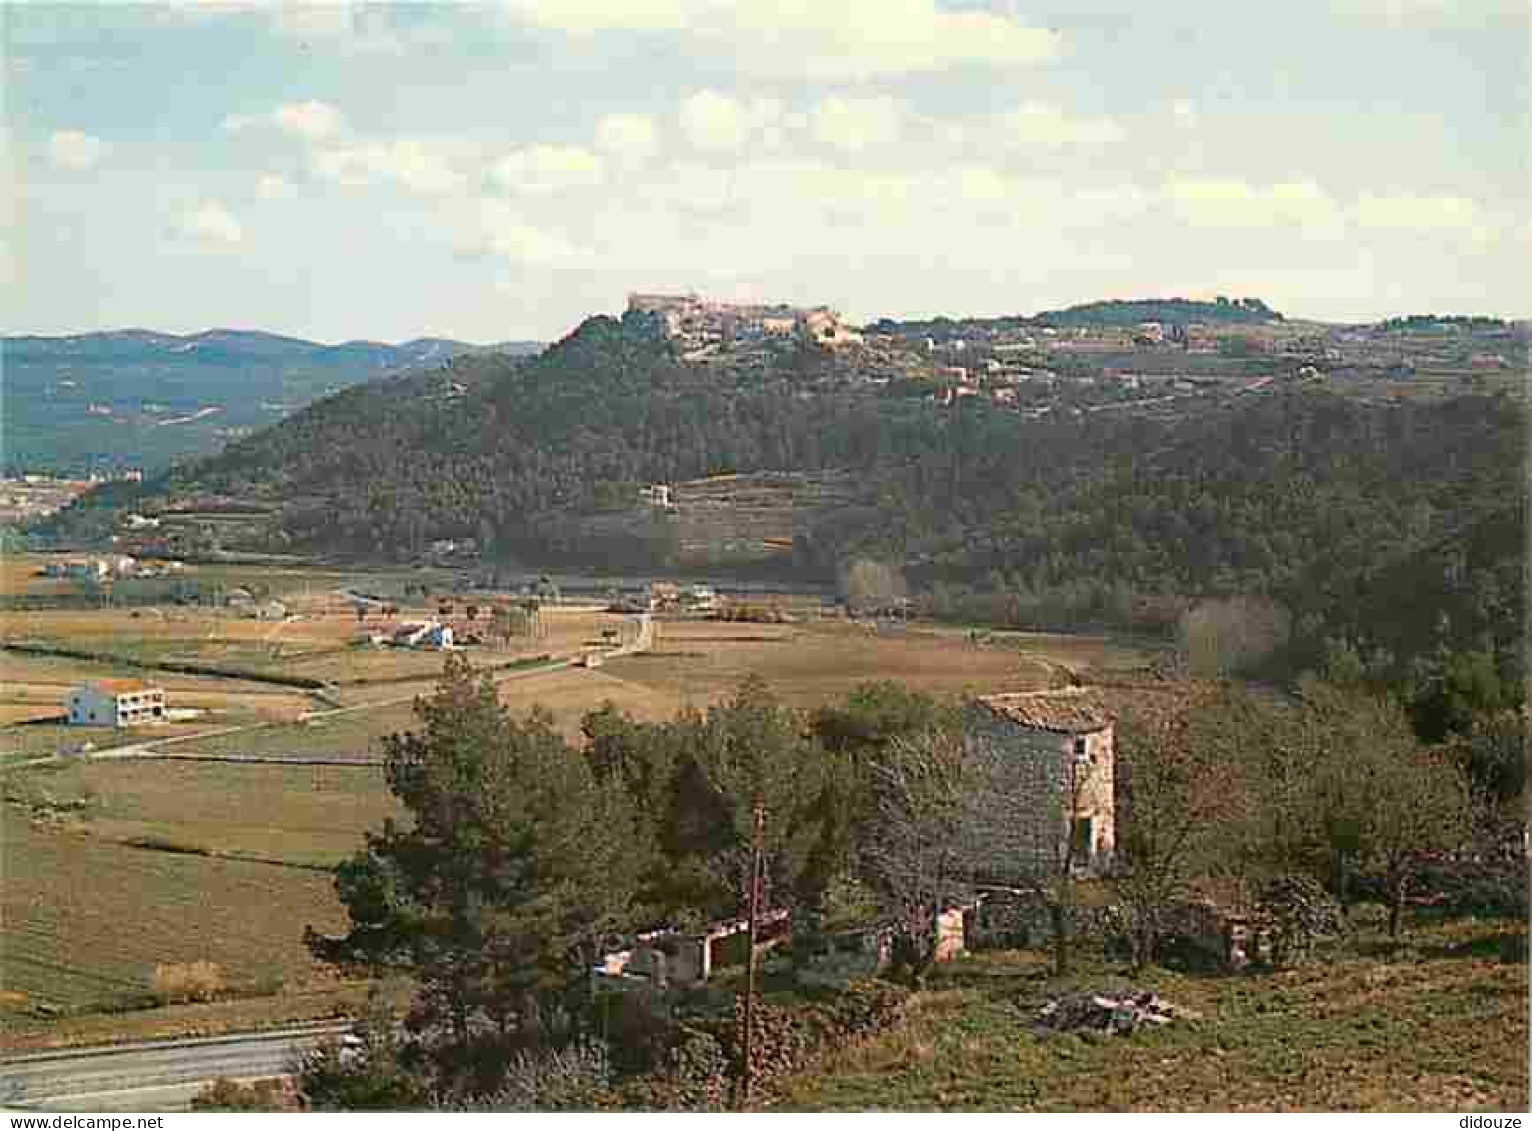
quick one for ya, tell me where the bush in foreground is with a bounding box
[149,960,225,1005]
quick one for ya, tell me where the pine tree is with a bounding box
[307,655,642,1088]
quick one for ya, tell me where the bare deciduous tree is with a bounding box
[862,727,967,986]
[1111,686,1245,968]
[1176,596,1291,678]
[1304,682,1471,937]
[843,558,907,618]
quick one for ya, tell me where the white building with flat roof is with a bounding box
[67,680,166,727]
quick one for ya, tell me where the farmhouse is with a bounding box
[390,621,454,650]
[44,559,110,581]
[67,680,166,728]
[963,688,1116,877]
[598,910,792,989]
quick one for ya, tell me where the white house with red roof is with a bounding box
[67,679,166,727]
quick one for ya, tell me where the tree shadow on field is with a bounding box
[1415,929,1528,964]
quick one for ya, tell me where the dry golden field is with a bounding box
[0,604,631,686]
[603,619,1153,709]
[495,665,688,736]
[0,556,86,600]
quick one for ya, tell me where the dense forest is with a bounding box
[1034,295,1282,326]
[39,313,1527,722]
[1378,314,1511,332]
[868,295,1283,339]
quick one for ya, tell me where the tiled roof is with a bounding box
[87,678,158,694]
[974,688,1114,734]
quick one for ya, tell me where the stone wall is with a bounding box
[1075,727,1116,866]
[960,706,1116,879]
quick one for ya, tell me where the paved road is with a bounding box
[1,1024,349,1112]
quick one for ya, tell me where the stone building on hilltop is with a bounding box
[625,292,862,350]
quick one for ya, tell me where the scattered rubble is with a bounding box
[1033,989,1198,1036]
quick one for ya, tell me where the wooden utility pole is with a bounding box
[738,803,766,1111]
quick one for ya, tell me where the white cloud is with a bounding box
[450,198,588,265]
[1162,177,1342,229]
[1343,0,1527,24]
[274,99,347,141]
[265,5,425,55]
[313,139,466,196]
[492,144,605,196]
[1352,192,1484,233]
[1072,184,1153,223]
[679,90,748,154]
[595,112,660,164]
[502,0,703,33]
[182,201,244,247]
[948,165,1012,206]
[505,0,1062,80]
[225,100,346,142]
[808,95,905,155]
[994,102,1122,151]
[728,158,920,226]
[271,5,356,38]
[256,173,297,201]
[645,162,738,215]
[48,130,106,171]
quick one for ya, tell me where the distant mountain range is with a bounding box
[3,328,542,474]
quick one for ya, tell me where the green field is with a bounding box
[6,759,396,867]
[0,725,121,760]
[159,701,423,761]
[0,817,350,1020]
[773,911,1528,1111]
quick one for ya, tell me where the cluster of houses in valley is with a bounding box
[40,554,184,582]
[381,619,456,650]
[605,580,717,614]
[627,292,864,352]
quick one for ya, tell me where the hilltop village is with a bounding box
[626,291,866,353]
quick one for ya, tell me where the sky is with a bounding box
[5,0,1529,343]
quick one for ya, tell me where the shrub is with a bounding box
[1254,875,1344,967]
[603,979,909,1110]
[191,1078,289,1111]
[150,960,226,1004]
[295,1034,426,1110]
[124,835,211,856]
[598,988,679,1077]
[708,980,909,1103]
[1407,856,1530,919]
[714,603,785,623]
[1499,931,1529,964]
[449,1041,613,1112]
[609,1026,730,1112]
